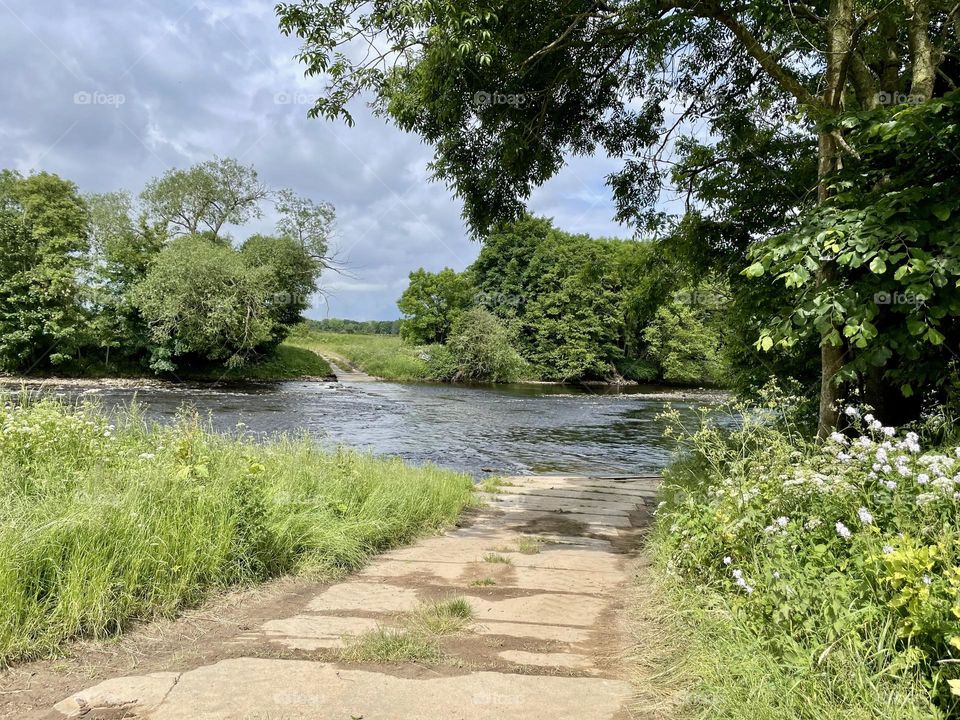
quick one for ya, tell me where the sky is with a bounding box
[0,0,633,320]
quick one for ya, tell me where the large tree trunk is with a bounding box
[816,133,844,440]
[815,0,854,440]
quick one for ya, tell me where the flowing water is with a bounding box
[6,379,722,477]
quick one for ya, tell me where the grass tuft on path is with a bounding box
[342,597,474,663]
[0,396,472,665]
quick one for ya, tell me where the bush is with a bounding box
[132,236,276,371]
[656,390,960,714]
[443,308,527,382]
[0,396,473,663]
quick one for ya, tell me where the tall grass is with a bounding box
[287,330,428,382]
[0,396,472,664]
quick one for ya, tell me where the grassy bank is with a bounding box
[1,343,334,383]
[0,397,472,664]
[186,343,333,381]
[288,330,428,381]
[645,396,958,718]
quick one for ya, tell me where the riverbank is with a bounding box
[641,400,955,718]
[0,343,336,386]
[290,330,726,394]
[0,396,473,665]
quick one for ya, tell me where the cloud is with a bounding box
[0,0,630,320]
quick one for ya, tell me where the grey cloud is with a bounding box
[1,0,629,320]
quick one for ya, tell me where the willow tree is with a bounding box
[278,0,959,434]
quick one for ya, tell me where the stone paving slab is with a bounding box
[52,474,654,720]
[56,658,631,720]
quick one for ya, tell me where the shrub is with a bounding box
[443,308,527,383]
[656,390,960,714]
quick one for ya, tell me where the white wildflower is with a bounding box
[857,507,873,525]
[836,521,852,539]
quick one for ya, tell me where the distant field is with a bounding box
[288,331,428,382]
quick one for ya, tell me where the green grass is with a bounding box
[286,330,428,382]
[477,476,509,494]
[3,342,333,382]
[0,396,473,665]
[341,597,474,663]
[515,537,542,554]
[340,628,442,663]
[482,552,512,564]
[183,343,333,381]
[631,558,937,720]
[470,577,496,587]
[409,597,474,635]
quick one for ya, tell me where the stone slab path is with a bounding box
[49,475,657,720]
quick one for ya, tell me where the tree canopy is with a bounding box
[0,160,336,375]
[278,0,960,430]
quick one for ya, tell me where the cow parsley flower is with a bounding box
[836,521,852,539]
[857,507,873,525]
[830,431,848,445]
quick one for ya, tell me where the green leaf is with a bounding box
[869,257,886,274]
[932,203,952,221]
[743,262,765,278]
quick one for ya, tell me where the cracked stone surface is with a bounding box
[51,475,656,720]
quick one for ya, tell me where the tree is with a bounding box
[131,236,275,371]
[275,188,336,265]
[277,0,959,435]
[397,267,475,344]
[0,171,90,370]
[141,157,268,240]
[240,233,321,339]
[747,92,960,425]
[470,216,659,381]
[643,298,724,385]
[84,191,164,365]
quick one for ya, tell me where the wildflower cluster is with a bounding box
[658,399,960,710]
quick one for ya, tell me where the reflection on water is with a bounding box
[4,379,721,477]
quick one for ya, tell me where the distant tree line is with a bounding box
[397,215,727,385]
[303,318,400,335]
[0,158,333,375]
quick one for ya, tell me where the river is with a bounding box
[6,378,721,477]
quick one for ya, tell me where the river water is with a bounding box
[8,379,721,477]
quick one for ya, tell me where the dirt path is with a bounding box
[310,349,379,383]
[20,475,657,720]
